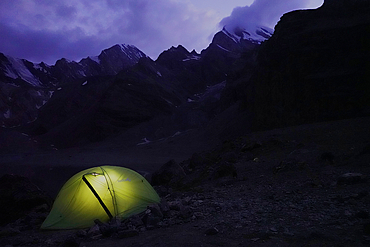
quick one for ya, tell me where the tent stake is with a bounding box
[82,175,113,220]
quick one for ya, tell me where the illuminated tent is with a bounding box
[41,166,160,229]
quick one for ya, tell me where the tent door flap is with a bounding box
[82,175,113,220]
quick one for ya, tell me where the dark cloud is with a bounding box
[55,4,77,19]
[0,0,218,64]
[220,0,324,30]
[0,22,101,64]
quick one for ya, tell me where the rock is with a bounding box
[166,210,180,218]
[181,196,193,205]
[33,204,49,213]
[76,230,87,238]
[193,212,204,219]
[147,204,163,219]
[124,214,144,229]
[308,231,333,241]
[337,173,366,185]
[59,237,80,247]
[211,162,237,179]
[87,224,101,237]
[364,222,370,235]
[118,229,139,238]
[159,199,170,214]
[220,152,238,163]
[179,206,193,219]
[269,227,278,233]
[151,160,186,186]
[356,211,369,219]
[248,0,370,130]
[0,174,51,225]
[189,153,205,169]
[241,141,262,152]
[142,214,161,230]
[320,152,335,164]
[168,200,184,211]
[274,160,298,174]
[141,204,163,230]
[359,143,370,156]
[93,219,116,237]
[0,227,21,237]
[283,228,295,237]
[346,191,369,201]
[6,235,34,247]
[205,227,219,235]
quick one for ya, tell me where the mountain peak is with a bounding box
[167,45,189,54]
[222,25,273,44]
[100,44,146,57]
[156,45,191,65]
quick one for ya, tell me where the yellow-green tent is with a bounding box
[41,166,160,229]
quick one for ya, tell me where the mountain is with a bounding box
[244,0,370,130]
[0,54,55,128]
[1,23,269,149]
[0,44,147,128]
[2,0,369,151]
[52,44,147,83]
[200,0,370,140]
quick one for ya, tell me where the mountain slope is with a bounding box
[0,44,147,128]
[1,22,274,148]
[230,0,370,131]
[2,0,368,153]
[20,24,272,149]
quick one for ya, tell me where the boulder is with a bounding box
[337,173,366,185]
[151,160,186,186]
[0,174,51,226]
[211,162,237,180]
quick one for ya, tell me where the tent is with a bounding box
[41,166,160,229]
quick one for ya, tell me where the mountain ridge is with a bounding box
[0,44,148,128]
[2,0,369,151]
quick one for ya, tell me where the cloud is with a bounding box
[0,0,219,64]
[0,21,100,63]
[220,0,324,30]
[0,0,325,64]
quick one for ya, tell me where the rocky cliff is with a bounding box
[243,0,370,130]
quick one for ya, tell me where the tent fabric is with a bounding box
[41,166,160,229]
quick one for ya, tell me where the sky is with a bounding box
[0,0,323,65]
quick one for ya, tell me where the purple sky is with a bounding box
[0,0,323,65]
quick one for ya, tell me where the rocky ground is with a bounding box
[1,117,370,246]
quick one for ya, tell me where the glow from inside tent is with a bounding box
[86,172,102,177]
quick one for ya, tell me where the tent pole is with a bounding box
[82,175,113,220]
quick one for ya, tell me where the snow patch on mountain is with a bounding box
[33,63,50,73]
[137,138,151,145]
[4,109,11,119]
[5,56,42,87]
[182,54,201,62]
[222,25,273,44]
[36,100,48,109]
[119,44,146,60]
[216,44,231,52]
[187,81,226,103]
[4,64,18,79]
[89,56,100,64]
